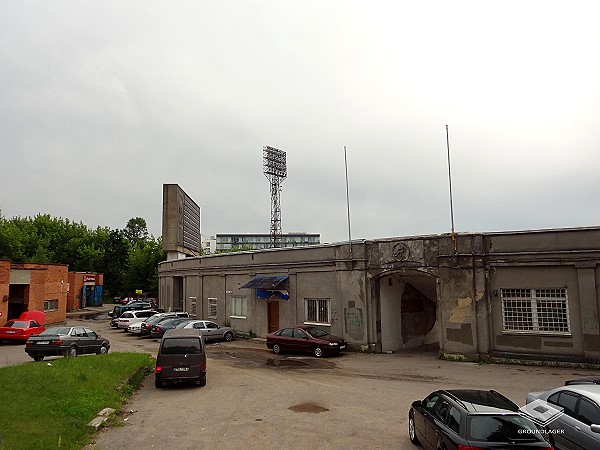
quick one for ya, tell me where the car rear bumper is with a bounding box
[156,370,206,383]
[25,345,67,356]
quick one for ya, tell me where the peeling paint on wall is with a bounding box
[449,297,472,323]
[475,291,484,302]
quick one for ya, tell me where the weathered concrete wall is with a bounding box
[158,227,600,361]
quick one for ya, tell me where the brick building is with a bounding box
[0,259,69,325]
[67,272,104,311]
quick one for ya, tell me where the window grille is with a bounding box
[208,298,217,319]
[305,298,330,324]
[501,288,570,334]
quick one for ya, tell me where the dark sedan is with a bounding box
[149,317,191,339]
[139,312,189,337]
[25,326,110,361]
[409,390,552,450]
[266,325,346,357]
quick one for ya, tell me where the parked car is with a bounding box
[155,329,206,388]
[109,302,154,325]
[127,321,144,334]
[0,311,45,343]
[150,317,192,339]
[409,389,552,450]
[175,320,236,342]
[117,310,158,330]
[565,376,600,385]
[526,384,600,449]
[266,325,346,357]
[25,326,110,361]
[139,312,189,336]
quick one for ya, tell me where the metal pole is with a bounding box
[446,125,457,254]
[344,146,353,260]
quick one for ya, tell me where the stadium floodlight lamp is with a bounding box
[263,146,287,179]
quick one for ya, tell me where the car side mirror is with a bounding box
[412,400,423,408]
[591,424,600,433]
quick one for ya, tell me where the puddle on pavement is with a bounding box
[209,349,336,370]
[73,313,103,320]
[266,358,308,368]
[288,402,329,413]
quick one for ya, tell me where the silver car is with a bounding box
[526,384,600,449]
[175,320,236,342]
[117,310,158,330]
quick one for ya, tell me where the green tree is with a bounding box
[102,229,130,298]
[124,237,166,295]
[123,217,149,246]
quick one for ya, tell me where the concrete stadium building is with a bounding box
[158,226,600,362]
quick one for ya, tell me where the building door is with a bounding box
[267,301,279,333]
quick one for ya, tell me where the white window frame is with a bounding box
[230,296,247,319]
[304,298,331,326]
[207,298,217,320]
[44,299,58,312]
[501,288,571,335]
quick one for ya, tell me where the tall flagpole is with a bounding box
[446,125,457,254]
[344,146,353,261]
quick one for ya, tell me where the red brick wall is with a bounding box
[22,263,68,325]
[0,260,10,325]
[67,272,104,311]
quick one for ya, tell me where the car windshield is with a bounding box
[39,327,71,336]
[5,321,28,328]
[468,415,545,443]
[161,338,202,354]
[145,315,165,324]
[304,327,329,338]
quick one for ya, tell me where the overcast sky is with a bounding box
[2,1,600,244]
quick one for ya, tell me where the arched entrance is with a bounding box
[378,269,438,352]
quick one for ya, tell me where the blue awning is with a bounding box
[240,276,288,290]
[256,289,289,300]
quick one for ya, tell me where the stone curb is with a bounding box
[87,408,116,429]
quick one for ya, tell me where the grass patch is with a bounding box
[0,353,154,450]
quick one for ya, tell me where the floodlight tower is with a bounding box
[263,145,287,248]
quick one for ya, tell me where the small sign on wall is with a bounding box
[83,275,96,283]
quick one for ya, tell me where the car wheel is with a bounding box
[199,376,206,387]
[97,344,109,355]
[224,331,234,342]
[155,378,163,389]
[314,346,324,357]
[408,412,420,445]
[67,345,78,357]
[272,343,282,354]
[33,354,44,362]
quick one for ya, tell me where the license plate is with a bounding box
[6,331,15,334]
[173,367,189,372]
[37,341,50,344]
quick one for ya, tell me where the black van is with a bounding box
[155,329,206,388]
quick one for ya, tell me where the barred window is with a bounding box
[501,288,570,334]
[305,298,330,324]
[231,296,247,318]
[208,298,217,320]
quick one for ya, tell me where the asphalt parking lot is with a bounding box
[3,310,600,449]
